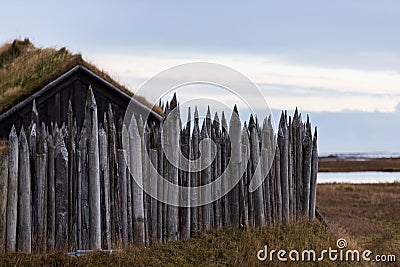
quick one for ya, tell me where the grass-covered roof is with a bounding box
[0,38,162,115]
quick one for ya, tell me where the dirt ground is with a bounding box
[317,183,400,258]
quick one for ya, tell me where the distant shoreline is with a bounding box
[319,157,400,172]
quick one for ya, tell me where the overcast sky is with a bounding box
[1,1,400,153]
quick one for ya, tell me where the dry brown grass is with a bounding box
[318,183,400,260]
[0,221,361,266]
[0,39,163,115]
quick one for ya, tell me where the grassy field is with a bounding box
[0,183,397,266]
[0,221,355,267]
[317,183,400,259]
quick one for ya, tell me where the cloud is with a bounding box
[395,102,400,113]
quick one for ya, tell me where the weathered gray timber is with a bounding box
[141,121,150,246]
[302,118,312,217]
[28,123,37,252]
[46,134,55,251]
[213,113,222,229]
[17,128,32,253]
[249,116,265,227]
[128,115,145,246]
[261,118,272,225]
[240,125,249,227]
[229,106,241,228]
[55,132,68,251]
[106,105,120,246]
[220,112,230,227]
[99,126,111,249]
[190,110,199,236]
[274,145,282,223]
[35,124,47,252]
[278,113,290,225]
[67,102,74,251]
[288,116,295,220]
[294,109,303,217]
[77,127,89,250]
[180,109,190,239]
[0,91,320,253]
[86,87,102,250]
[117,148,128,247]
[156,126,164,242]
[0,155,8,253]
[201,121,212,231]
[309,128,318,220]
[149,148,158,243]
[6,126,18,252]
[166,95,179,240]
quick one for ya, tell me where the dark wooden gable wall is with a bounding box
[0,66,161,138]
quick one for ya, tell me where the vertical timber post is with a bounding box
[17,128,32,253]
[309,128,318,220]
[0,155,8,253]
[6,126,18,252]
[85,87,101,250]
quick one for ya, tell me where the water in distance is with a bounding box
[317,171,400,184]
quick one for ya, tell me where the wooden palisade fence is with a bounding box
[0,87,318,253]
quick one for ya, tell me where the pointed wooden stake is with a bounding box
[85,86,102,250]
[17,128,32,253]
[6,126,18,252]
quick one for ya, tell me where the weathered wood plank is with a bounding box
[117,148,128,247]
[17,128,32,253]
[229,106,241,228]
[106,104,120,246]
[261,117,272,225]
[162,104,169,242]
[249,115,265,227]
[166,95,179,240]
[274,145,282,224]
[54,131,68,251]
[141,121,150,246]
[77,127,89,250]
[240,125,249,227]
[278,113,289,225]
[67,101,74,250]
[157,126,164,242]
[128,116,145,246]
[190,111,199,236]
[200,121,212,231]
[150,148,158,244]
[99,126,111,249]
[288,116,295,221]
[85,87,102,250]
[220,111,230,227]
[6,126,18,252]
[0,155,8,253]
[46,133,55,251]
[213,113,222,229]
[35,123,47,252]
[302,119,312,217]
[28,123,37,252]
[309,127,318,220]
[294,110,303,217]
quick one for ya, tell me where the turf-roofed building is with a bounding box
[0,39,162,138]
